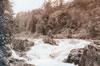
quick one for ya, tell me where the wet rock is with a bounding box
[64,48,84,65]
[9,58,35,66]
[79,41,100,66]
[43,37,58,46]
[0,57,9,66]
[11,39,34,52]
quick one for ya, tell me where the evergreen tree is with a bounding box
[0,0,13,66]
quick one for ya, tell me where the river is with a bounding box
[10,37,91,66]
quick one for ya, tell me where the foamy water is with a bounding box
[11,38,91,66]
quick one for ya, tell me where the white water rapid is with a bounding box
[11,38,91,66]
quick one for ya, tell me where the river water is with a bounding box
[11,38,91,66]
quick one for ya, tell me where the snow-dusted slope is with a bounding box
[11,38,91,66]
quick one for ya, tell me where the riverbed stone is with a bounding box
[64,48,84,65]
[43,37,58,46]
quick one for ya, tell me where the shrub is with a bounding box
[15,0,100,39]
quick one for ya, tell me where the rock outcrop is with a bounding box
[43,37,58,46]
[66,40,100,66]
[64,48,84,65]
[9,58,35,66]
[79,41,100,66]
[11,39,34,52]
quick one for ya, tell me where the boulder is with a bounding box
[79,41,100,66]
[9,58,35,66]
[64,48,84,65]
[11,39,34,52]
[43,37,58,46]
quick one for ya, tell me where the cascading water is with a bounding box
[11,38,91,66]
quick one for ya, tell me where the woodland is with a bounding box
[0,0,100,66]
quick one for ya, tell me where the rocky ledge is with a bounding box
[9,58,35,66]
[79,40,100,66]
[11,39,34,52]
[66,40,100,66]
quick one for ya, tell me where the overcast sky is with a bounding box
[10,0,72,14]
